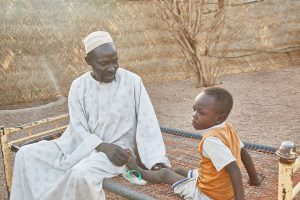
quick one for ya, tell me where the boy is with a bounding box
[127,87,263,200]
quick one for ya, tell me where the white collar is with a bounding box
[199,122,226,135]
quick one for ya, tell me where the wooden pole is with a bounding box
[0,127,13,194]
[276,141,298,200]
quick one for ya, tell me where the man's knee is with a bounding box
[15,145,31,161]
[69,164,89,181]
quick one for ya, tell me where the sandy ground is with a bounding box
[1,66,300,199]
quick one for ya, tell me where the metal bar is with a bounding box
[5,113,68,135]
[3,115,298,200]
[276,141,298,200]
[10,145,20,152]
[278,163,293,200]
[292,182,300,199]
[294,157,300,172]
[161,126,278,154]
[9,125,67,145]
[103,179,157,200]
[20,131,63,148]
[0,128,13,194]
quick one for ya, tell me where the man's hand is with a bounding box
[96,143,130,166]
[151,163,168,170]
[248,174,264,186]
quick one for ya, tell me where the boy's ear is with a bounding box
[216,114,226,124]
[85,56,91,66]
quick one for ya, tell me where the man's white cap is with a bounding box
[83,31,113,54]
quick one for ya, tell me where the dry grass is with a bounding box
[0,0,183,106]
[0,0,299,107]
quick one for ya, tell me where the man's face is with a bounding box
[86,43,119,83]
[192,92,220,130]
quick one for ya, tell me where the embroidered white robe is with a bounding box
[10,68,170,200]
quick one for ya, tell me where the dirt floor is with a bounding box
[1,66,300,199]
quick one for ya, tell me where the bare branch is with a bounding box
[155,0,227,87]
[187,0,192,33]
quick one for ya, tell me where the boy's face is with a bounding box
[192,92,221,130]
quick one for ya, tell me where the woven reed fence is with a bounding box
[0,0,299,107]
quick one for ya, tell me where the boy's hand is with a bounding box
[248,174,264,186]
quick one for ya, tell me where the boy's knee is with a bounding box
[158,168,172,180]
[174,168,188,177]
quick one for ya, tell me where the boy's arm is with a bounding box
[224,161,245,200]
[127,156,185,185]
[241,147,262,186]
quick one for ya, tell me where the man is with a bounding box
[10,31,170,200]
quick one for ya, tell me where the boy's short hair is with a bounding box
[204,87,233,115]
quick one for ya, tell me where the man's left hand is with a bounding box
[151,163,168,170]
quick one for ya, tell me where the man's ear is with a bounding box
[216,114,226,124]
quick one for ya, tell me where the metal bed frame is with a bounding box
[1,114,299,199]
